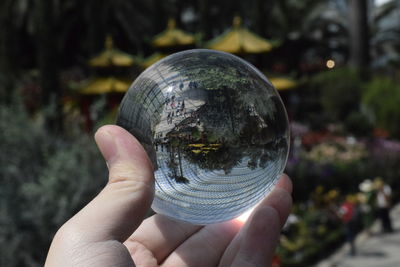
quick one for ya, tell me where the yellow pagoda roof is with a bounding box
[269,77,298,90]
[89,36,135,67]
[79,76,131,95]
[141,52,167,69]
[206,16,273,54]
[152,18,195,48]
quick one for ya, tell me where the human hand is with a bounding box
[45,125,292,267]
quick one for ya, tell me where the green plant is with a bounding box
[308,68,363,122]
[0,98,107,267]
[344,111,373,137]
[362,76,400,136]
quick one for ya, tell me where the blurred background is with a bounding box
[1,0,400,266]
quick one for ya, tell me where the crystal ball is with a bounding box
[117,49,289,225]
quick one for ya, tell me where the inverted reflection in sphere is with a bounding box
[117,49,289,225]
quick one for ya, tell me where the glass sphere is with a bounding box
[117,49,289,225]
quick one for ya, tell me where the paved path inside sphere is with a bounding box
[316,203,400,267]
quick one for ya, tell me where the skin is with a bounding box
[45,125,293,267]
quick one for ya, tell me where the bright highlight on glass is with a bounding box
[117,49,289,225]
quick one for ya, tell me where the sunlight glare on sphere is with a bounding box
[117,49,289,225]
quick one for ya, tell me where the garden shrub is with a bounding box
[278,204,345,267]
[306,68,363,123]
[344,111,373,137]
[362,76,400,137]
[0,98,107,267]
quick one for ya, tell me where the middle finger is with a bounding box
[124,214,201,263]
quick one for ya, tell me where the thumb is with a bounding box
[67,125,155,243]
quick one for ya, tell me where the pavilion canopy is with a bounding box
[79,76,131,95]
[89,36,135,68]
[206,16,273,54]
[269,77,298,90]
[152,18,195,48]
[141,52,167,69]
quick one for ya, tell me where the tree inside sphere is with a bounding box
[117,49,289,225]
